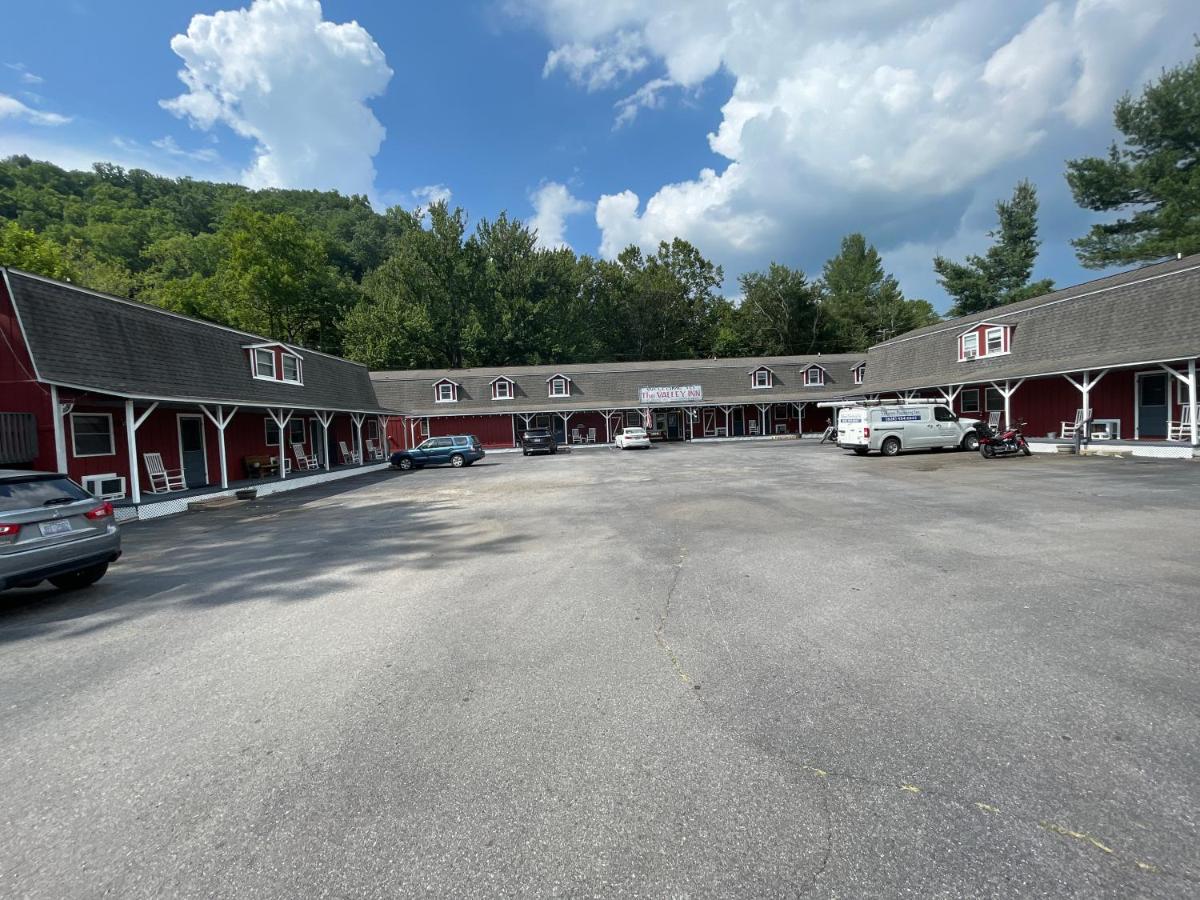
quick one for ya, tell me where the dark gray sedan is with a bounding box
[0,470,122,592]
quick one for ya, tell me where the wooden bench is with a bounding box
[243,454,280,479]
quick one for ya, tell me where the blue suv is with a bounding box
[390,435,485,470]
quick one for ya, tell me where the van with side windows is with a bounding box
[836,402,980,456]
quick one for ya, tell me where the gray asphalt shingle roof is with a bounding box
[863,255,1200,393]
[4,268,392,413]
[371,354,862,415]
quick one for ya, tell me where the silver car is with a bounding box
[0,470,122,592]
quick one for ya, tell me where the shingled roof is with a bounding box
[372,354,862,415]
[863,255,1200,393]
[3,268,392,413]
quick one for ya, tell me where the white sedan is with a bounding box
[614,426,651,449]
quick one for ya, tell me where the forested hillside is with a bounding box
[0,155,938,365]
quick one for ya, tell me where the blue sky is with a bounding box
[1,0,1196,310]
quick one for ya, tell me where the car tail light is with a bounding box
[863,426,871,438]
[84,502,114,521]
[0,523,18,539]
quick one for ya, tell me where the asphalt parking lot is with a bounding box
[1,440,1197,898]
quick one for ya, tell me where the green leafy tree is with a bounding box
[824,233,938,349]
[1067,45,1200,267]
[0,220,76,279]
[714,263,826,357]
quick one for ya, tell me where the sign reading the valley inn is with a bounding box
[639,385,703,404]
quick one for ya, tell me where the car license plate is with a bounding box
[39,519,72,537]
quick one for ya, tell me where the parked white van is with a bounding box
[836,403,980,456]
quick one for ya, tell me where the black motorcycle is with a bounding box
[976,420,1032,458]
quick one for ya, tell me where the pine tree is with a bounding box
[933,180,1054,316]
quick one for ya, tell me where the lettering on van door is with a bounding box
[880,407,922,422]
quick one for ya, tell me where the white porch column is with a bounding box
[559,411,572,443]
[313,410,334,470]
[50,384,70,473]
[123,400,158,505]
[756,403,769,435]
[351,413,366,465]
[1062,370,1107,436]
[604,413,612,444]
[1190,359,1198,446]
[266,408,293,480]
[793,402,807,436]
[989,379,1026,430]
[720,405,732,436]
[199,405,238,490]
[938,385,962,408]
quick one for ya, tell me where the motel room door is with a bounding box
[731,408,745,437]
[1137,372,1169,438]
[178,415,208,487]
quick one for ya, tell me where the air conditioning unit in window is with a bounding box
[82,473,127,500]
[963,350,977,360]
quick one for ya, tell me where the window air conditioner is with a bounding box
[82,473,127,500]
[963,350,977,360]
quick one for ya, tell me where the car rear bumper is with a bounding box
[0,532,122,590]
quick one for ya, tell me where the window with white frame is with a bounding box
[853,366,865,385]
[549,377,570,398]
[985,327,1004,355]
[281,353,302,384]
[254,347,276,379]
[435,381,457,403]
[71,413,115,457]
[985,387,1004,412]
[960,388,980,413]
[266,418,304,446]
[751,368,772,389]
[960,332,980,360]
[265,418,280,446]
[804,366,825,386]
[367,419,380,441]
[492,379,514,400]
[625,410,641,426]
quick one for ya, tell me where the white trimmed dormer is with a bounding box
[749,365,774,389]
[490,376,515,401]
[958,322,1013,362]
[802,363,826,387]
[245,342,304,385]
[546,373,572,398]
[852,363,865,386]
[433,378,459,403]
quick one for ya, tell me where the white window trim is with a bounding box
[280,353,304,385]
[960,332,980,361]
[960,388,981,413]
[435,382,458,403]
[265,418,281,446]
[853,366,865,385]
[70,412,116,458]
[985,387,1005,412]
[549,377,570,398]
[804,367,825,386]
[492,379,514,400]
[252,347,277,381]
[984,326,1009,358]
[751,369,772,389]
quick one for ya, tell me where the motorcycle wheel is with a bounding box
[1020,440,1032,457]
[979,443,995,459]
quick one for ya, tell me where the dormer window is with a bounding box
[547,374,571,398]
[247,343,303,384]
[750,366,773,389]
[958,322,1012,361]
[803,365,826,387]
[434,379,459,403]
[853,364,865,386]
[254,348,276,379]
[491,377,515,400]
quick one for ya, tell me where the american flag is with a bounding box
[642,408,653,430]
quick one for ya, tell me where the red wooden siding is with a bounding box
[0,281,55,470]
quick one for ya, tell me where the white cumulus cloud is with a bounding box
[0,92,69,126]
[5,63,44,85]
[411,184,453,207]
[161,0,392,197]
[530,181,591,250]
[522,0,1197,302]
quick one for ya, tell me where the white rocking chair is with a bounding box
[293,443,319,471]
[143,452,186,493]
[339,440,362,465]
[1167,406,1192,441]
[586,428,597,444]
[1060,409,1087,440]
[364,438,385,461]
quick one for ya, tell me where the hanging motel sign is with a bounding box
[639,384,703,404]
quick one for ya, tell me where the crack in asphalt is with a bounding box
[654,547,693,687]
